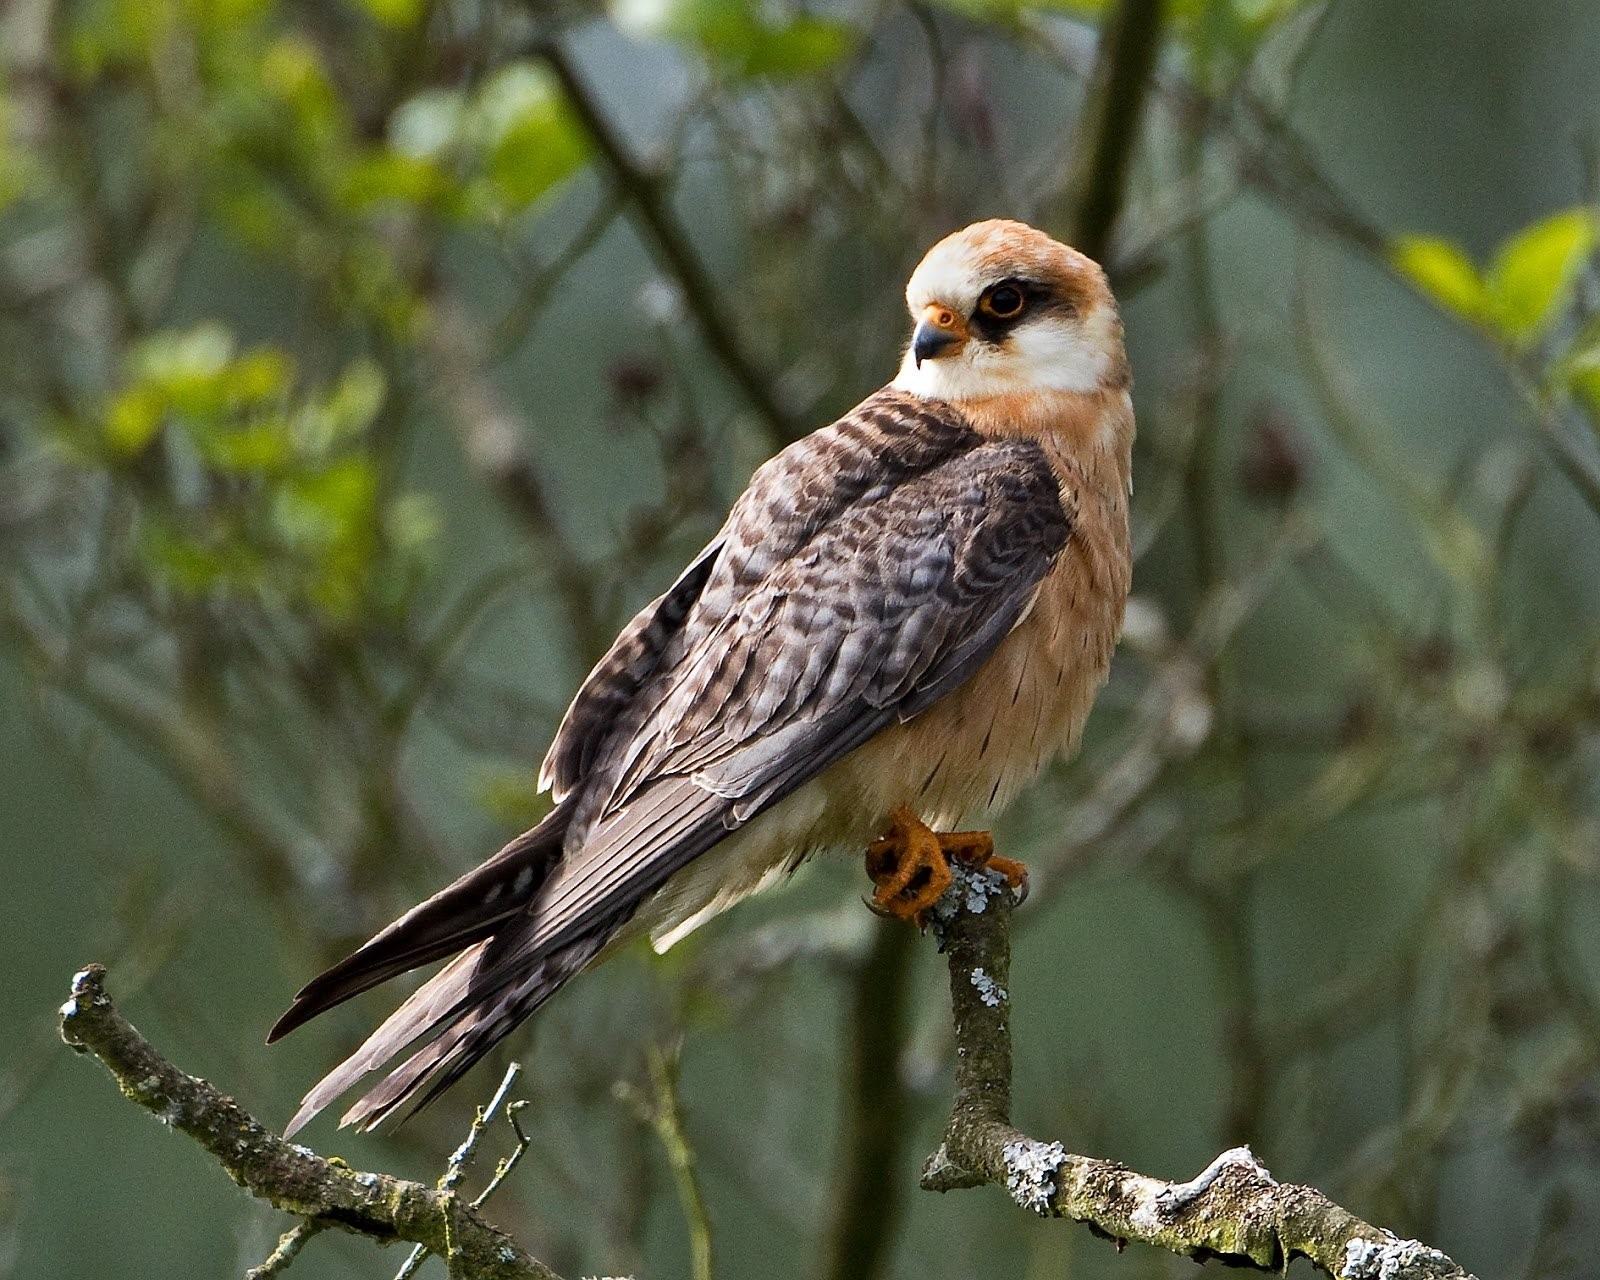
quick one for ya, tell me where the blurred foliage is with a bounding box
[1392,209,1598,354]
[80,326,435,621]
[615,0,857,78]
[3,0,1600,1279]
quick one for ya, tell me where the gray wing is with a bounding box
[539,537,725,801]
[514,418,1073,964]
[540,387,980,802]
[276,388,1071,1132]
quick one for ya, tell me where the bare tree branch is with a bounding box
[57,966,563,1280]
[537,33,802,448]
[819,921,917,1280]
[918,865,1479,1280]
[1064,0,1167,261]
[54,867,1486,1280]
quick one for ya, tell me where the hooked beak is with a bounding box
[911,303,968,367]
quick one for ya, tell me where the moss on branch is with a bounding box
[58,873,1482,1280]
[918,865,1479,1280]
[57,965,561,1280]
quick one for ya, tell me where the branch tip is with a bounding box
[56,966,561,1280]
[917,861,1480,1280]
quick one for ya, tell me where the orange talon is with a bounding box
[865,806,1027,925]
[940,829,1028,895]
[985,854,1029,901]
[939,830,994,864]
[866,806,952,923]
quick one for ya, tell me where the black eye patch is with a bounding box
[971,278,1065,342]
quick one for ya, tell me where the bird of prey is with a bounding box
[270,219,1134,1135]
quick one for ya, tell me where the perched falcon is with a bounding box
[270,219,1134,1134]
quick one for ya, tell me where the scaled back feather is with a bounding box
[272,388,1072,1133]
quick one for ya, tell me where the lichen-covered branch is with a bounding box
[54,889,1486,1280]
[56,966,562,1280]
[918,866,1479,1280]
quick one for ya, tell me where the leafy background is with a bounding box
[3,0,1600,1277]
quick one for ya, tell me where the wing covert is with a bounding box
[520,425,1072,958]
[539,537,724,801]
[540,388,980,802]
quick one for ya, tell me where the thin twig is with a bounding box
[647,1046,714,1280]
[393,1063,527,1280]
[618,1046,714,1280]
[537,34,800,448]
[58,966,561,1280]
[243,1220,325,1279]
[469,1100,535,1212]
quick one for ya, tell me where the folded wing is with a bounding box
[275,389,1071,1133]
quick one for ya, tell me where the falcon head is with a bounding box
[893,219,1125,404]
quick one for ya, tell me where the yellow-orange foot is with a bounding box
[865,805,1028,925]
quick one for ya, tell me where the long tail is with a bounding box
[270,800,612,1135]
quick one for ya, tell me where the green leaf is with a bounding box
[1558,315,1600,427]
[139,516,265,596]
[390,89,468,161]
[198,421,292,472]
[386,491,441,552]
[258,35,340,141]
[125,326,293,426]
[277,457,378,544]
[313,359,388,446]
[183,0,274,32]
[1572,365,1600,429]
[105,386,166,454]
[1486,208,1596,348]
[0,98,35,212]
[132,323,236,386]
[734,16,853,76]
[487,114,587,210]
[918,0,1020,16]
[612,0,728,40]
[126,324,238,421]
[353,0,425,28]
[921,0,1105,18]
[613,0,853,76]
[1389,236,1488,323]
[338,148,453,211]
[486,78,595,209]
[474,65,589,212]
[63,0,166,74]
[228,349,294,405]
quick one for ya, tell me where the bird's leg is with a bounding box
[865,806,952,921]
[865,805,1028,924]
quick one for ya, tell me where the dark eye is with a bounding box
[980,283,1026,320]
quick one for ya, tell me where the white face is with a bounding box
[889,241,1117,402]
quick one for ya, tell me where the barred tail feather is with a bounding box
[342,928,612,1132]
[281,924,615,1136]
[267,802,572,1045]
